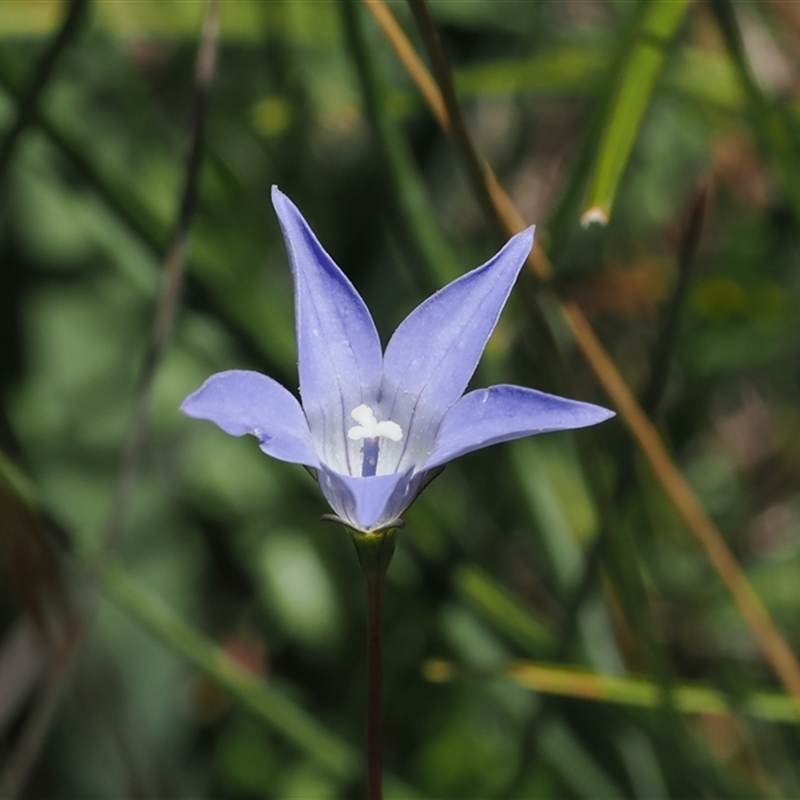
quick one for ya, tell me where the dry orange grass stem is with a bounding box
[361,0,800,706]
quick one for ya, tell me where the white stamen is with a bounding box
[347,404,403,442]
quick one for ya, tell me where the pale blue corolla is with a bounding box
[181,188,614,533]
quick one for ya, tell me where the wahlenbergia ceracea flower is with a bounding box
[181,188,614,533]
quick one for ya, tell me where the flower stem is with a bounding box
[365,570,384,800]
[351,529,396,800]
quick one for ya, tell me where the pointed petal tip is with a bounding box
[599,406,616,422]
[270,186,319,245]
[561,398,616,428]
[271,184,291,213]
[272,187,309,230]
[179,378,212,418]
[500,226,536,276]
[381,223,539,422]
[520,224,536,246]
[507,225,535,256]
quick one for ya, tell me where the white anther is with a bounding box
[347,404,403,442]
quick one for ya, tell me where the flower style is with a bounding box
[181,188,614,533]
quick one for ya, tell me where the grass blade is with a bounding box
[581,0,691,226]
[453,564,554,656]
[426,659,800,724]
[101,565,360,779]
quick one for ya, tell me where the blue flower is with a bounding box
[181,188,614,533]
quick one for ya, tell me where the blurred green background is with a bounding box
[2,0,800,797]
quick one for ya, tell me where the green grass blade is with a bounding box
[581,0,691,226]
[0,450,45,514]
[342,0,460,287]
[453,564,554,656]
[454,45,609,97]
[101,564,360,779]
[454,42,747,117]
[663,46,745,113]
[103,565,424,798]
[426,658,800,724]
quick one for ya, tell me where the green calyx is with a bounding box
[350,527,398,580]
[320,514,403,578]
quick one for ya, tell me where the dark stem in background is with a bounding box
[0,0,88,186]
[339,0,460,293]
[351,530,396,800]
[0,4,221,797]
[97,0,220,561]
[395,0,559,338]
[556,180,709,659]
[405,0,506,238]
[706,0,800,222]
[0,60,291,384]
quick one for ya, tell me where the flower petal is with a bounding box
[180,370,319,467]
[317,466,419,531]
[272,187,383,475]
[379,228,535,470]
[424,384,615,470]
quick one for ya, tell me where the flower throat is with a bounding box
[347,404,403,477]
